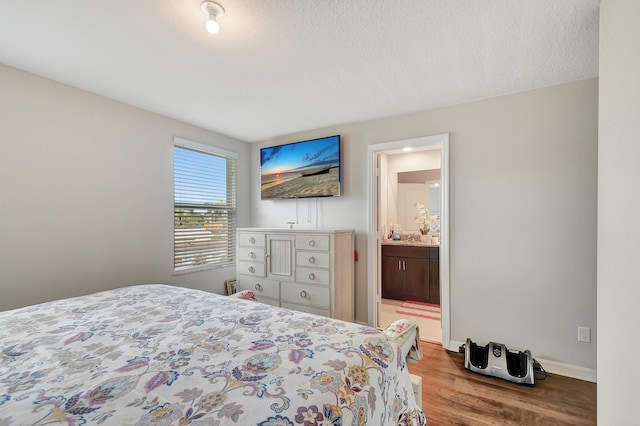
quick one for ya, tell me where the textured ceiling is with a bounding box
[0,1,599,142]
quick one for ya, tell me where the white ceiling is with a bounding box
[0,1,599,142]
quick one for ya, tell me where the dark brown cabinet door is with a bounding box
[404,257,429,303]
[381,245,440,305]
[381,256,404,301]
[428,258,440,304]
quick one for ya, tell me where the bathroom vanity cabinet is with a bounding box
[381,244,440,304]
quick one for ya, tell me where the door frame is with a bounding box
[366,133,451,349]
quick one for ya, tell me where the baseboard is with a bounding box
[533,358,596,383]
[447,339,466,353]
[446,340,596,383]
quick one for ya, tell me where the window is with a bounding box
[173,137,236,273]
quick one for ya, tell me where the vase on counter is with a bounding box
[420,234,432,243]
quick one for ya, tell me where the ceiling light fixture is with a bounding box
[403,147,413,152]
[201,0,225,35]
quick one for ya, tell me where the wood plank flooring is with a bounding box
[407,342,596,425]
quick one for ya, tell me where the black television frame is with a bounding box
[260,135,341,200]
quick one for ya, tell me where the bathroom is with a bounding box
[377,146,442,343]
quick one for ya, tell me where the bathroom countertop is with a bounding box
[381,239,440,247]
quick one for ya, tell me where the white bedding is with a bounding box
[0,284,426,425]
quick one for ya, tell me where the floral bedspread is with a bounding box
[0,284,426,425]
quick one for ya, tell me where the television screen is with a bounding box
[260,135,341,199]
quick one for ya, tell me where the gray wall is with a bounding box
[0,62,598,374]
[0,64,251,311]
[252,78,598,371]
[598,0,640,421]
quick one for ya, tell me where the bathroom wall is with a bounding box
[386,150,442,235]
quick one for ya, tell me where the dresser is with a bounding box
[236,228,355,322]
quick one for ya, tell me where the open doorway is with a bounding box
[367,134,450,349]
[379,159,442,342]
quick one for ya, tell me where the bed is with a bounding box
[0,284,426,425]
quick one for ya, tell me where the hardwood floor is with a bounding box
[407,342,596,425]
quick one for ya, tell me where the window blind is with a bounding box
[173,140,236,272]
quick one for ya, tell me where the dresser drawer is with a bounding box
[296,234,330,251]
[296,267,330,285]
[238,232,265,248]
[238,247,265,262]
[281,302,330,318]
[238,261,265,277]
[296,251,330,268]
[281,282,330,309]
[237,276,280,300]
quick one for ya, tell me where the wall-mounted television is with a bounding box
[260,135,341,200]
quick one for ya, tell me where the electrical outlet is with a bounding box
[578,327,591,343]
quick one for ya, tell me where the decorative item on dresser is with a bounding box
[236,228,355,321]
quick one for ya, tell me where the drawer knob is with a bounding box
[308,273,315,280]
[309,256,315,264]
[255,283,262,291]
[249,251,256,259]
[248,266,255,273]
[300,290,307,299]
[308,239,316,247]
[249,237,255,244]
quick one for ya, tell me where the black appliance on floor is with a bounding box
[463,338,535,385]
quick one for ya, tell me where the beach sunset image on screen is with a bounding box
[260,135,341,199]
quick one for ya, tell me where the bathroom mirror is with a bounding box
[379,148,442,238]
[396,170,440,233]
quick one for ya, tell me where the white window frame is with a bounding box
[173,137,237,274]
